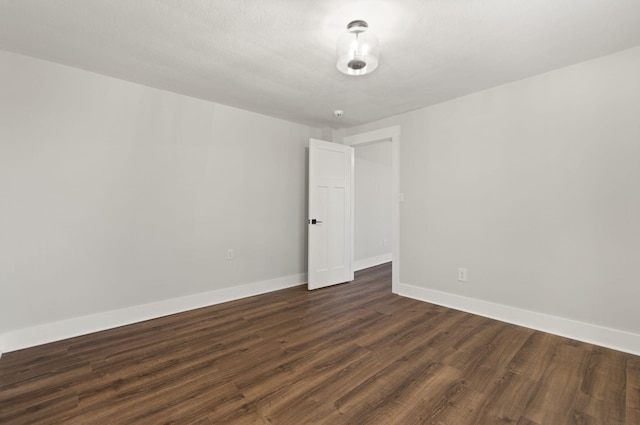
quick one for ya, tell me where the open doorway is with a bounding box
[343,126,400,293]
[353,141,392,271]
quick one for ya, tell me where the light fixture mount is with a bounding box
[336,19,379,76]
[346,20,368,33]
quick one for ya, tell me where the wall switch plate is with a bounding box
[227,249,234,260]
[458,267,468,282]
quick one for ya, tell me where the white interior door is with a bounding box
[308,139,354,290]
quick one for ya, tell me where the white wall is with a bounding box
[354,142,392,270]
[0,50,320,351]
[346,47,640,353]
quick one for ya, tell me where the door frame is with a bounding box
[343,126,400,294]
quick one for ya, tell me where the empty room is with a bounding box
[1,1,639,424]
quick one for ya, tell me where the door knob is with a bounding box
[308,219,323,224]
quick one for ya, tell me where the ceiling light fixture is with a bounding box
[336,20,379,76]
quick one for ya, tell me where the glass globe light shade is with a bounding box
[336,21,379,76]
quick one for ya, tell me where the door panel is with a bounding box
[308,139,354,290]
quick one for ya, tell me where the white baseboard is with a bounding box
[354,253,392,271]
[0,273,307,354]
[398,282,640,356]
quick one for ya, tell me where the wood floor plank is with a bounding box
[245,345,373,418]
[1,263,638,425]
[462,324,533,394]
[626,359,640,424]
[521,341,591,424]
[508,331,561,381]
[472,370,540,425]
[576,347,628,423]
[392,364,467,424]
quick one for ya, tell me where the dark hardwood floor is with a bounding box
[1,263,639,424]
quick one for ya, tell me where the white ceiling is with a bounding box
[1,0,640,128]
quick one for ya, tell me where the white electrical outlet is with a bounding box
[457,267,468,282]
[227,249,234,260]
[383,239,389,247]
